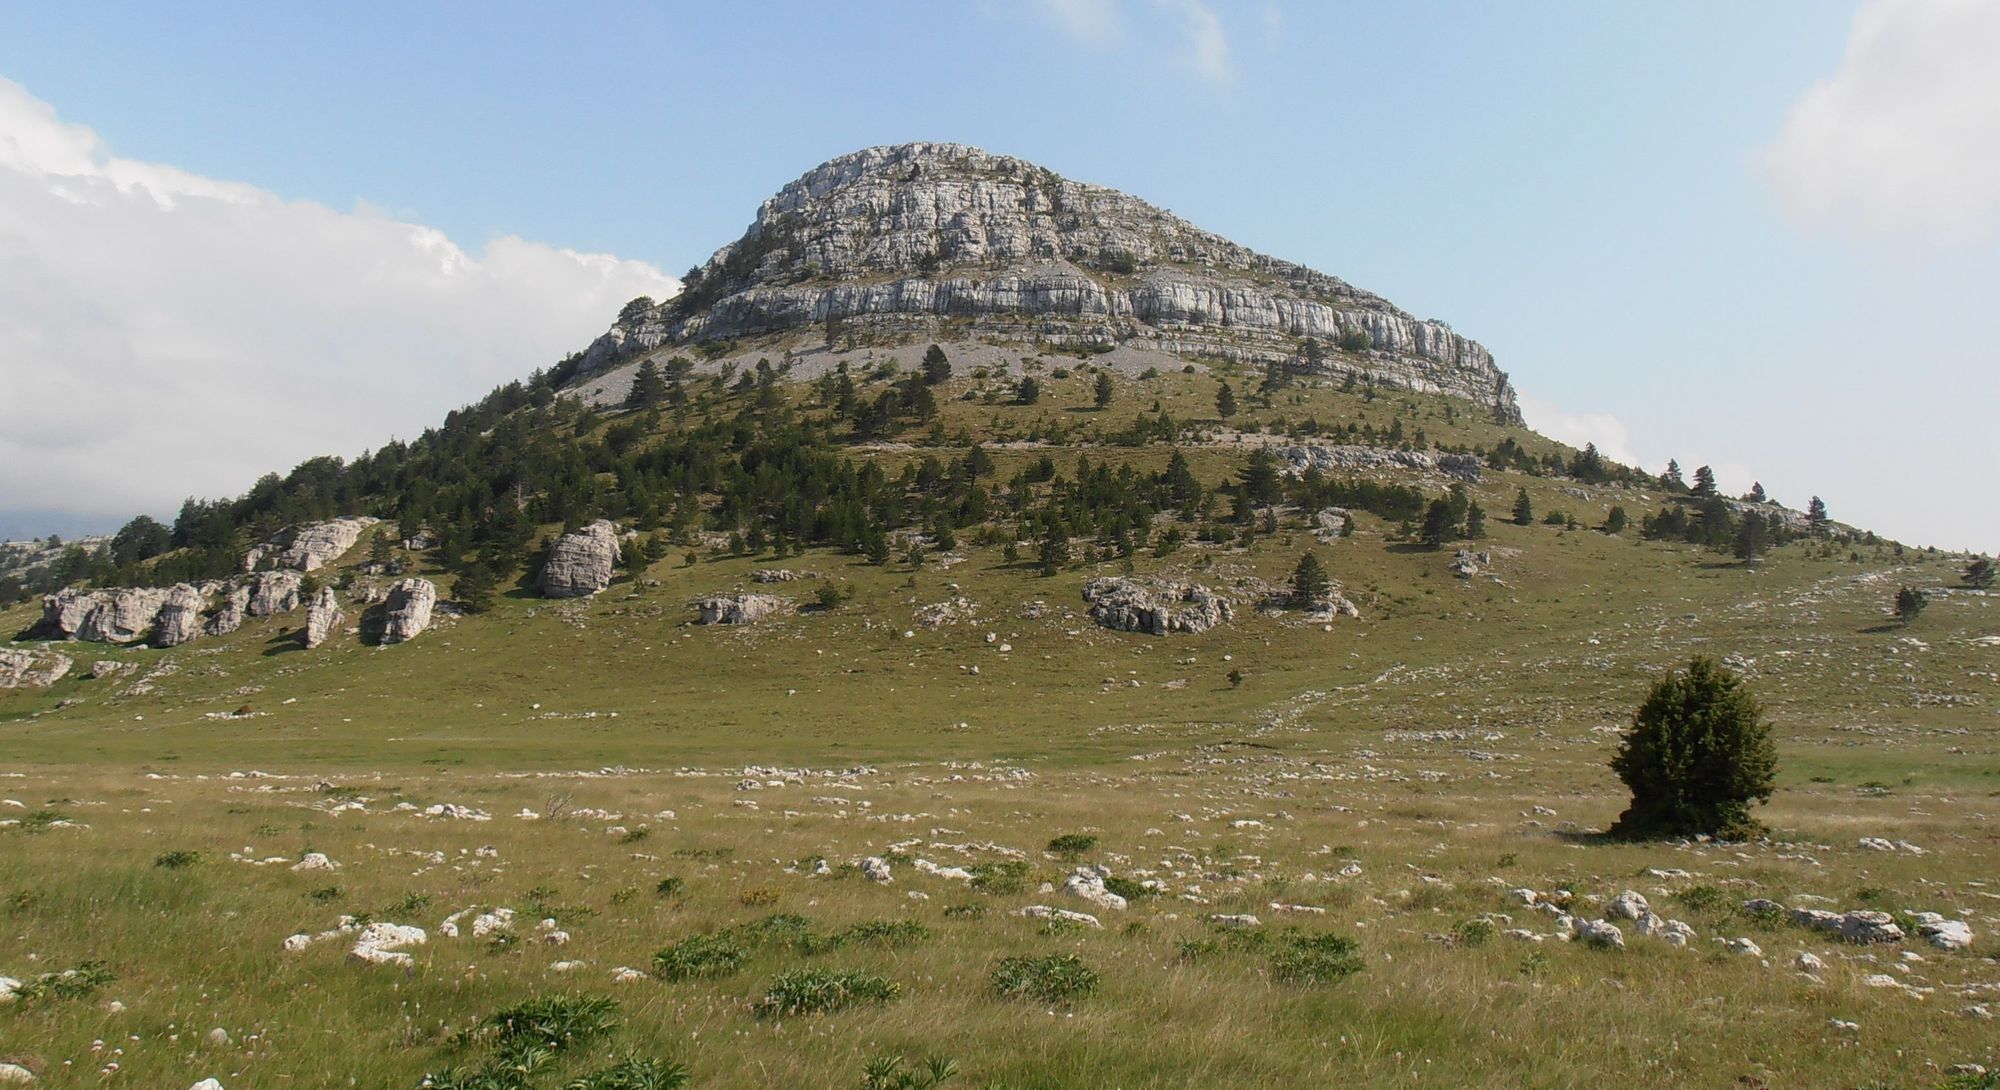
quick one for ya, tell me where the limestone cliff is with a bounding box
[582,142,1517,418]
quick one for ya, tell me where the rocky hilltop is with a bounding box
[582,143,1519,418]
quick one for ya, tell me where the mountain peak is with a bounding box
[587,143,1519,420]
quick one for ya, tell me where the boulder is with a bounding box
[1790,907,1905,944]
[539,520,621,598]
[380,578,437,644]
[246,571,303,616]
[0,648,71,689]
[1576,919,1625,949]
[1082,577,1232,635]
[1607,890,1650,921]
[348,921,425,966]
[152,584,207,647]
[41,587,172,643]
[302,586,342,649]
[207,584,252,635]
[1911,913,1975,951]
[861,856,893,883]
[0,1063,33,1083]
[1014,905,1102,929]
[695,593,786,625]
[246,516,379,572]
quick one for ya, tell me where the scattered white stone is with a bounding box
[1717,937,1763,958]
[0,976,19,1004]
[1268,902,1326,915]
[1209,914,1262,929]
[1577,920,1625,949]
[348,922,426,966]
[205,1027,230,1046]
[1910,912,1975,951]
[1014,905,1102,929]
[472,909,516,937]
[913,858,973,882]
[1796,952,1828,973]
[1607,891,1649,921]
[861,856,893,883]
[0,1063,32,1083]
[1062,867,1127,911]
[290,852,338,873]
[610,966,648,983]
[550,960,585,973]
[1828,1019,1859,1033]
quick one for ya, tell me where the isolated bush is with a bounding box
[1268,932,1363,985]
[153,849,203,869]
[990,954,1099,1004]
[1609,657,1776,840]
[752,968,899,1017]
[652,932,747,980]
[1045,833,1097,858]
[563,1055,690,1090]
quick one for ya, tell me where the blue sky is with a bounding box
[1,1,1995,549]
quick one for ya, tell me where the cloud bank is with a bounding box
[0,77,678,529]
[1761,0,2000,236]
[1031,0,1235,86]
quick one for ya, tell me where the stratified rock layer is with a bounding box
[540,521,621,598]
[380,578,437,644]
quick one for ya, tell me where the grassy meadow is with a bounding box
[2,360,1996,1088]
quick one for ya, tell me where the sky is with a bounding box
[0,1,1994,549]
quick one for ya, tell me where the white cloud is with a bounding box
[1156,0,1234,86]
[1030,0,1235,87]
[1034,0,1121,43]
[0,77,678,525]
[1761,0,2000,236]
[1516,394,1649,473]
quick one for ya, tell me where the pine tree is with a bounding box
[1420,499,1457,549]
[454,564,497,614]
[1733,514,1769,562]
[1215,382,1237,420]
[1746,481,1767,503]
[1094,370,1114,408]
[1238,448,1283,508]
[1965,556,1996,589]
[1511,488,1534,526]
[1602,505,1628,535]
[1610,657,1775,840]
[1290,551,1330,607]
[1807,496,1830,535]
[1692,465,1718,497]
[626,359,666,410]
[1662,459,1686,492]
[1464,503,1486,538]
[922,344,951,385]
[1017,377,1041,405]
[1037,523,1069,577]
[1895,586,1927,624]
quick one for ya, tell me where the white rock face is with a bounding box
[207,584,251,635]
[246,570,304,616]
[0,649,71,689]
[380,578,437,643]
[1911,913,1975,951]
[695,593,786,625]
[539,520,621,598]
[152,584,208,647]
[246,517,379,572]
[581,143,1518,420]
[861,856,893,883]
[1083,577,1232,635]
[302,586,342,649]
[41,587,171,643]
[1278,444,1484,483]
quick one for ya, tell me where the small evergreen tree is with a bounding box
[1215,382,1237,420]
[1745,481,1767,503]
[1511,488,1534,526]
[921,344,951,385]
[1093,371,1114,409]
[626,359,666,409]
[1464,503,1486,538]
[1965,556,1996,589]
[1807,496,1830,535]
[1290,551,1330,606]
[1691,465,1718,497]
[1017,377,1041,405]
[454,564,497,614]
[1610,657,1776,840]
[1661,459,1686,492]
[1894,586,1927,624]
[1420,499,1456,549]
[1602,506,1628,534]
[1733,515,1769,563]
[1037,524,1069,577]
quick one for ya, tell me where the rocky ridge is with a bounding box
[582,143,1518,418]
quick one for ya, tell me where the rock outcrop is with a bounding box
[379,578,437,644]
[1277,444,1483,483]
[0,648,72,688]
[539,520,621,598]
[246,571,304,616]
[152,584,208,647]
[302,587,342,649]
[1083,577,1232,635]
[579,143,1518,419]
[207,584,251,636]
[41,587,171,644]
[243,517,380,572]
[695,593,786,625]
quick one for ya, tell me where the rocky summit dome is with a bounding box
[583,142,1518,418]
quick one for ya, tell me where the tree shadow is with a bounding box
[358,603,389,646]
[1858,622,1902,635]
[260,631,304,657]
[1552,828,1619,847]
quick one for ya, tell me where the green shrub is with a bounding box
[862,1055,959,1090]
[1268,932,1363,986]
[13,961,116,1002]
[1672,885,1730,913]
[752,968,899,1017]
[652,932,747,981]
[1045,834,1097,858]
[563,1055,690,1090]
[968,860,1031,895]
[1609,657,1776,840]
[990,954,1099,1004]
[1102,876,1153,901]
[1449,919,1495,948]
[153,849,203,869]
[484,993,618,1055]
[653,877,685,898]
[833,919,930,948]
